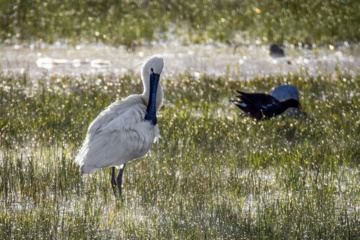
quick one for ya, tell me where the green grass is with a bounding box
[1,0,359,47]
[1,70,360,238]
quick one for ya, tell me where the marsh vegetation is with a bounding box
[1,71,360,238]
[1,0,359,47]
[1,0,360,238]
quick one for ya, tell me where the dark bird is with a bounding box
[269,43,285,57]
[231,90,302,120]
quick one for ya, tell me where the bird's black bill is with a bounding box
[150,73,160,82]
[145,73,161,125]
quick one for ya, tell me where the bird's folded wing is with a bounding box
[83,125,153,171]
[75,103,158,173]
[87,96,145,135]
[236,90,279,108]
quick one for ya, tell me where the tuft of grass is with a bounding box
[1,71,360,238]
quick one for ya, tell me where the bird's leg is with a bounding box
[116,164,126,196]
[111,167,117,193]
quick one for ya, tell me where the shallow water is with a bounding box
[1,43,359,80]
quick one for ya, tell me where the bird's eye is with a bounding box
[151,68,154,72]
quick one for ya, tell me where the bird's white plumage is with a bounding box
[75,56,164,174]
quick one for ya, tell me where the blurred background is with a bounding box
[1,0,360,80]
[1,0,359,47]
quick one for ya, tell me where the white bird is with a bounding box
[75,55,164,195]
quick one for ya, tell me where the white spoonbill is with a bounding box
[75,55,164,195]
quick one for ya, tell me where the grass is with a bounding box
[1,0,359,47]
[1,69,360,238]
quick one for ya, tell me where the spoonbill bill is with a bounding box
[75,55,164,195]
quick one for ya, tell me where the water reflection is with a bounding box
[1,43,359,80]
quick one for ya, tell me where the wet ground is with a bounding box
[1,42,359,80]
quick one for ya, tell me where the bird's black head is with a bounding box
[284,98,302,111]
